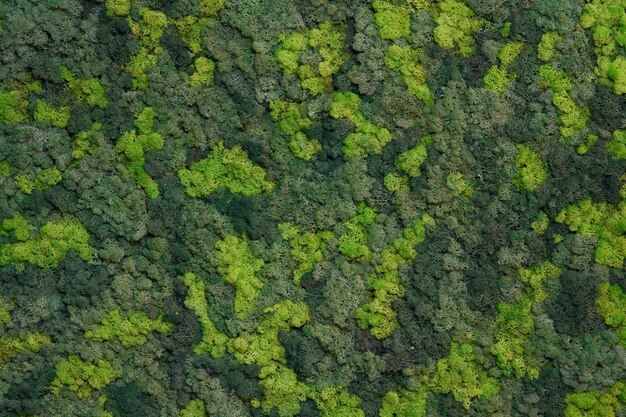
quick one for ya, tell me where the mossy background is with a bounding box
[0,0,625,416]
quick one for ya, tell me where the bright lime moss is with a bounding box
[50,356,120,398]
[279,222,333,285]
[0,333,51,367]
[514,144,548,192]
[14,166,63,195]
[276,22,348,95]
[372,0,411,40]
[215,234,264,319]
[491,262,561,379]
[199,0,226,16]
[73,122,103,160]
[181,272,229,358]
[175,16,208,54]
[105,0,131,17]
[311,386,365,417]
[339,203,376,261]
[379,387,428,417]
[432,0,482,57]
[84,309,173,347]
[608,129,626,159]
[116,107,164,199]
[180,399,206,417]
[229,301,311,416]
[0,217,93,270]
[577,133,598,155]
[580,0,626,94]
[178,141,274,197]
[531,211,549,235]
[384,44,431,103]
[190,57,215,86]
[425,341,500,410]
[356,213,435,339]
[384,172,410,193]
[33,100,70,128]
[596,282,626,346]
[564,381,626,417]
[60,66,108,108]
[0,80,40,124]
[484,42,524,94]
[126,8,169,89]
[395,135,433,177]
[556,199,626,268]
[537,32,562,62]
[1,213,31,242]
[270,101,321,161]
[446,172,474,197]
[539,64,590,141]
[330,91,394,158]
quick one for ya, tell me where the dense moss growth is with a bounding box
[84,309,173,347]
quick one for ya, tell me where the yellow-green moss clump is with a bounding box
[115,107,164,199]
[384,44,431,103]
[33,100,70,128]
[431,0,482,57]
[279,222,333,285]
[513,144,548,192]
[484,41,524,94]
[126,8,169,89]
[60,66,108,108]
[84,309,173,347]
[215,234,264,319]
[180,399,206,417]
[379,387,428,417]
[537,32,562,62]
[105,0,131,17]
[330,91,394,158]
[372,0,412,40]
[564,381,626,417]
[189,57,215,86]
[270,101,321,161]
[596,282,626,346]
[50,356,120,398]
[338,203,376,261]
[0,80,41,124]
[179,141,274,197]
[0,333,51,367]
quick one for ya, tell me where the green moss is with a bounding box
[577,133,598,155]
[279,222,333,285]
[338,203,376,261]
[500,21,512,37]
[556,198,626,268]
[126,8,169,89]
[384,44,431,103]
[190,57,215,86]
[446,172,474,197]
[215,234,264,319]
[513,144,548,192]
[178,141,274,197]
[373,0,411,40]
[425,341,500,410]
[0,217,94,270]
[379,388,428,417]
[115,107,164,198]
[105,0,131,17]
[432,0,482,57]
[395,135,433,177]
[330,91,394,158]
[0,332,50,367]
[180,272,229,358]
[12,166,63,195]
[50,356,120,398]
[564,381,626,417]
[537,32,562,62]
[311,386,364,417]
[0,299,10,326]
[608,129,626,159]
[0,90,28,123]
[33,100,70,128]
[199,0,226,16]
[484,41,523,93]
[175,16,208,54]
[60,66,108,109]
[356,214,435,339]
[84,309,173,347]
[180,399,206,417]
[2,213,31,241]
[596,282,626,346]
[270,101,321,161]
[384,172,410,193]
[0,160,10,177]
[531,211,549,235]
[73,122,103,160]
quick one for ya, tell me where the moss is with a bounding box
[500,21,512,37]
[33,100,70,128]
[564,381,626,417]
[338,203,376,261]
[537,32,562,62]
[126,8,168,89]
[215,234,264,319]
[379,388,428,417]
[608,129,626,159]
[0,90,28,123]
[446,172,474,197]
[12,166,63,195]
[330,91,394,158]
[84,309,173,347]
[190,57,215,86]
[178,141,274,197]
[279,222,333,285]
[484,41,523,93]
[395,135,433,177]
[105,0,131,17]
[0,160,10,177]
[73,122,103,160]
[180,272,229,358]
[384,172,410,193]
[311,386,365,417]
[60,66,108,109]
[175,16,208,54]
[531,211,549,235]
[372,0,411,40]
[596,282,626,346]
[384,44,431,103]
[356,214,434,339]
[2,213,31,241]
[0,332,50,367]
[50,356,120,398]
[180,399,206,417]
[513,144,548,192]
[270,101,321,161]
[115,107,164,198]
[199,0,226,16]
[577,133,598,155]
[0,217,94,271]
[556,198,626,268]
[432,0,482,57]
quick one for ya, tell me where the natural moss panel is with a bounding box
[84,309,173,347]
[50,356,120,398]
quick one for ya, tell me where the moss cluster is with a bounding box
[338,203,376,261]
[596,282,626,346]
[33,100,70,128]
[432,0,482,57]
[60,66,108,109]
[279,222,333,285]
[270,101,321,161]
[50,356,120,398]
[385,44,431,103]
[0,333,51,367]
[513,144,548,192]
[84,309,173,347]
[484,41,524,94]
[126,8,169,89]
[564,380,626,417]
[372,0,412,40]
